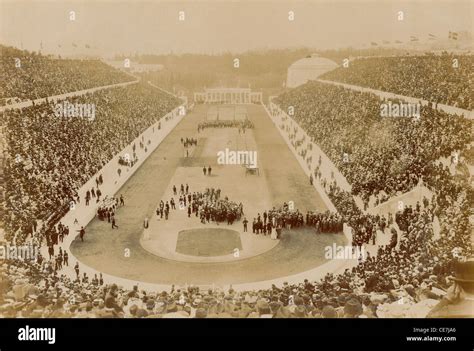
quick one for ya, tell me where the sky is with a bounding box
[0,0,472,56]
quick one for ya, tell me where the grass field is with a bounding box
[176,228,242,257]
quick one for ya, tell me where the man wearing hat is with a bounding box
[105,284,123,315]
[427,259,474,318]
[343,298,363,318]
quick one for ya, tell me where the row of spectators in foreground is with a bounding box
[0,195,469,318]
[320,54,473,110]
[0,45,135,106]
[274,81,472,206]
[2,82,181,243]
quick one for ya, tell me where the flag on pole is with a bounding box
[448,31,458,40]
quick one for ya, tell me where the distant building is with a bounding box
[286,54,338,88]
[194,88,262,104]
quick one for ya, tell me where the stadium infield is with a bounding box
[70,104,346,286]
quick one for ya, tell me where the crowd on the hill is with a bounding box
[197,119,254,132]
[2,83,181,244]
[321,54,473,110]
[275,81,472,206]
[0,45,135,106]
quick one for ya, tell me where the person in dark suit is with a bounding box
[111,217,118,229]
[48,245,54,260]
[266,221,272,235]
[243,217,248,232]
[74,262,80,278]
[78,227,85,241]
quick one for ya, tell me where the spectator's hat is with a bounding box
[269,301,282,314]
[166,302,178,313]
[451,258,474,283]
[344,298,363,316]
[256,300,271,315]
[274,306,291,318]
[146,299,155,310]
[321,305,337,318]
[36,294,49,307]
[294,305,307,318]
[136,308,148,318]
[183,306,191,315]
[129,304,138,316]
[195,308,207,318]
[294,295,304,306]
[337,294,347,306]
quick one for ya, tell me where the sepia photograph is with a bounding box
[0,0,473,346]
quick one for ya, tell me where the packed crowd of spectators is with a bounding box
[2,82,181,243]
[0,45,134,106]
[275,81,472,206]
[321,54,473,110]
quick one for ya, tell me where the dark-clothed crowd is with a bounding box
[197,119,254,132]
